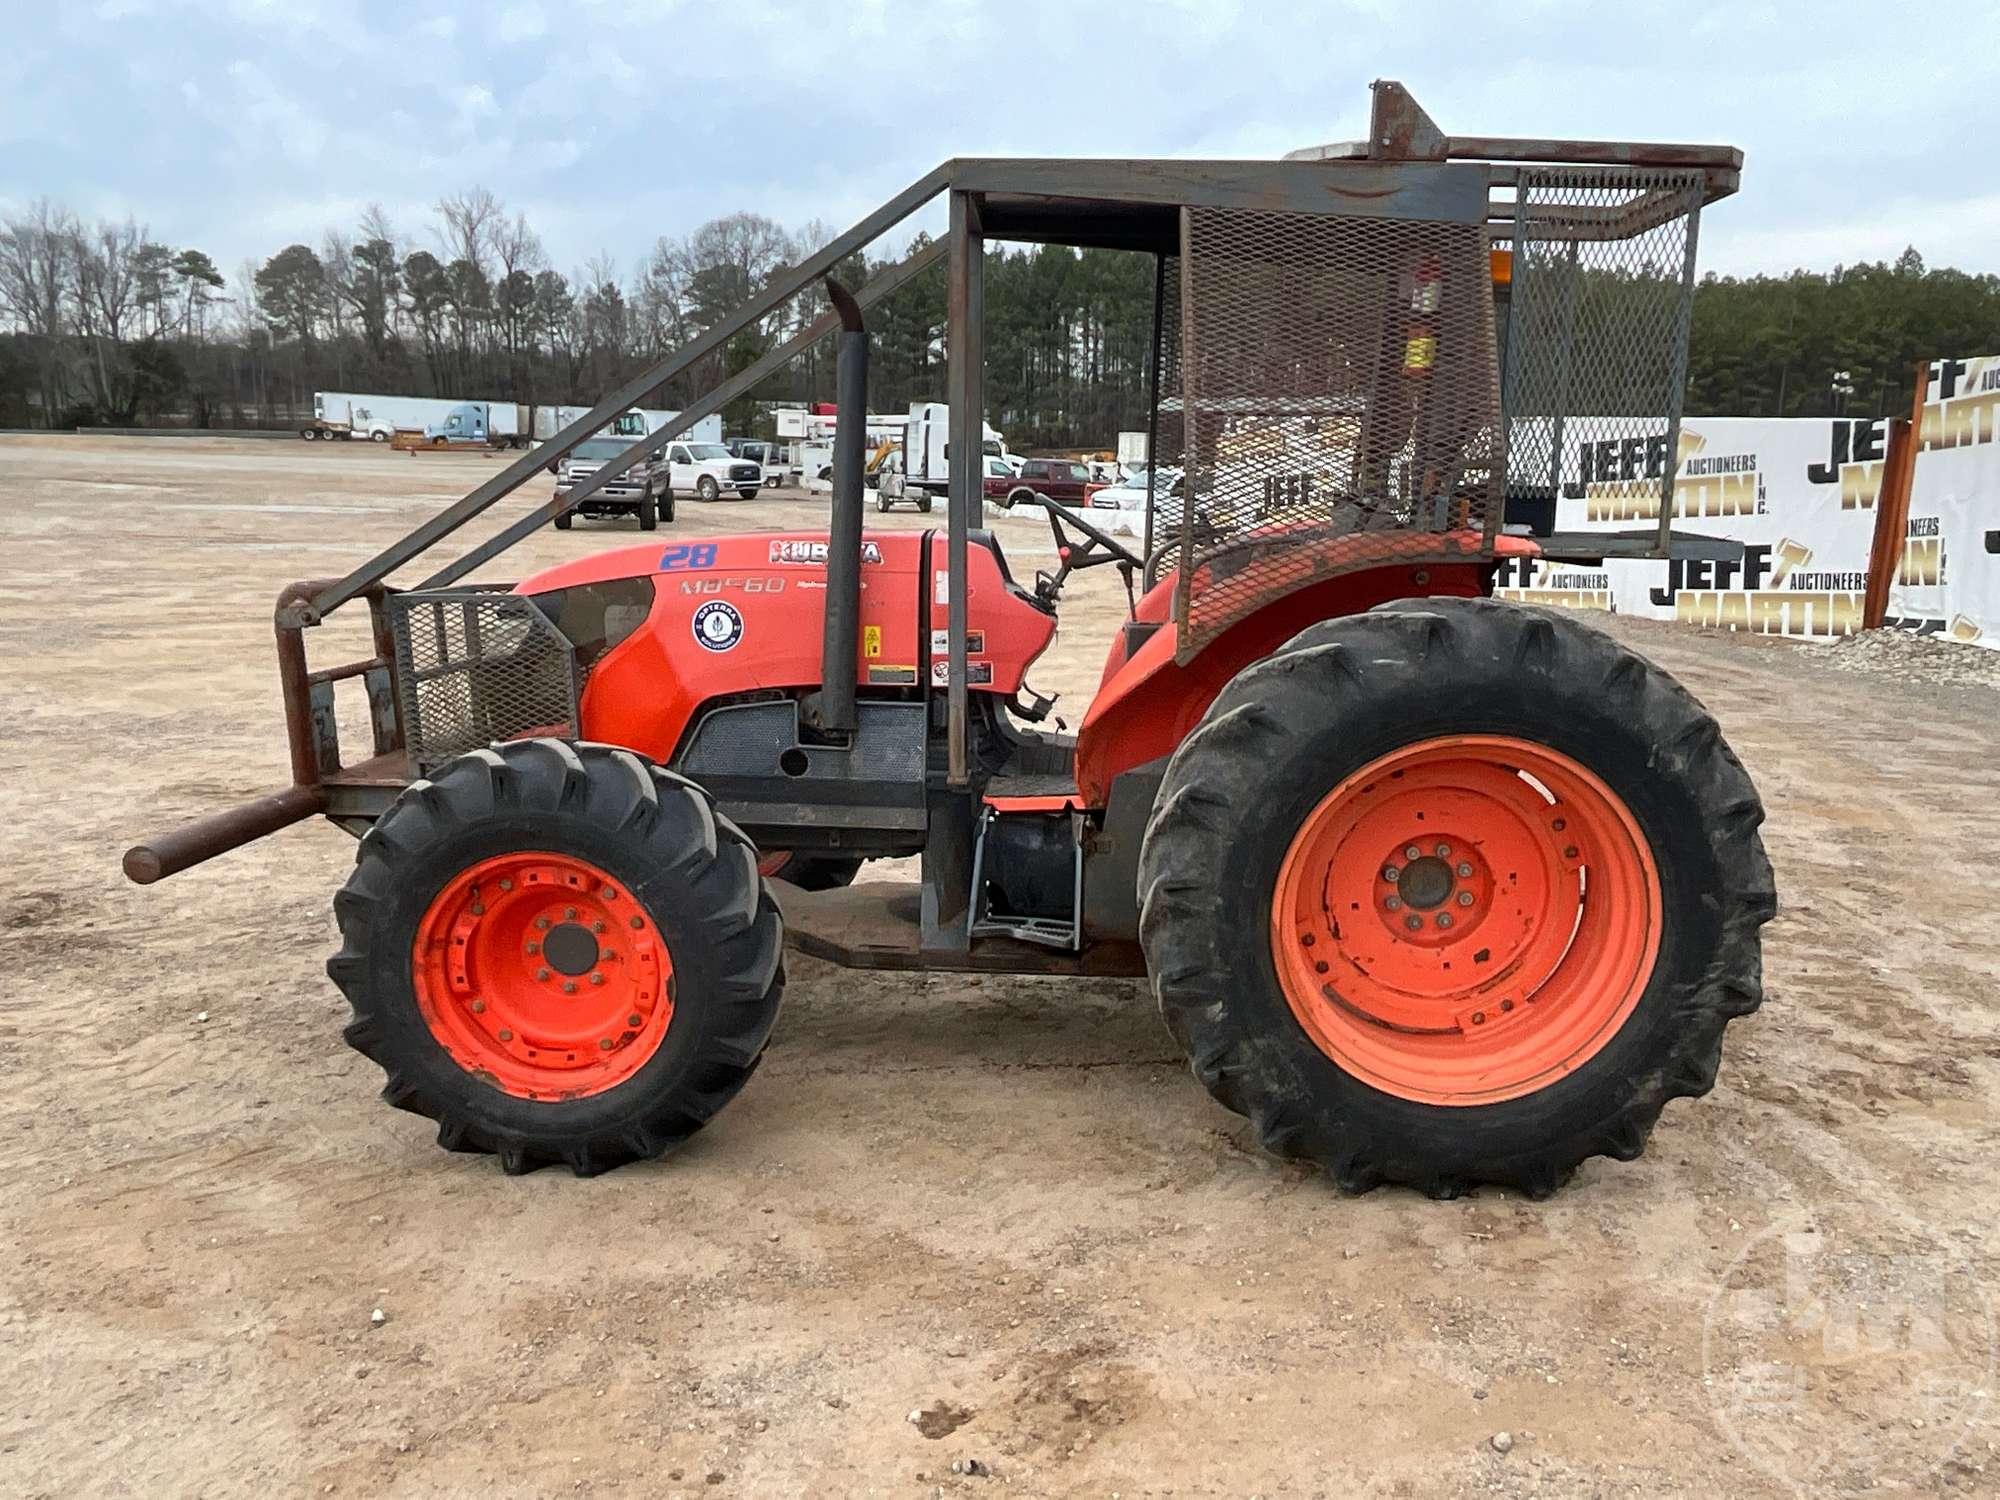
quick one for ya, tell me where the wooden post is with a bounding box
[1861,359,1930,631]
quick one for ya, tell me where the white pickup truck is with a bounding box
[640,440,763,502]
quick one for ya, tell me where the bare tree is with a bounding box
[435,187,503,279]
[74,216,148,414]
[0,201,81,420]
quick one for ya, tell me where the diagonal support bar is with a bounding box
[418,238,948,590]
[289,163,954,626]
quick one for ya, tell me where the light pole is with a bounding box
[1831,369,1855,416]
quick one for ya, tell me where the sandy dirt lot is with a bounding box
[2,435,1996,1498]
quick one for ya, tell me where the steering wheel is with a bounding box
[1000,491,1148,608]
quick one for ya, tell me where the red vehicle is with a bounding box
[985,456,1094,512]
[125,85,1771,1198]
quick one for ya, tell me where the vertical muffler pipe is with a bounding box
[808,276,867,739]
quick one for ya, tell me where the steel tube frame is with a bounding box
[945,190,985,786]
[421,238,947,590]
[291,164,953,624]
[1142,252,1166,563]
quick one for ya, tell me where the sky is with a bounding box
[7,0,1997,286]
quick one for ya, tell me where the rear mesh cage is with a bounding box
[388,589,580,772]
[1500,167,1704,533]
[1171,206,1504,659]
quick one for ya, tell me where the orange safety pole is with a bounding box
[1861,359,1930,630]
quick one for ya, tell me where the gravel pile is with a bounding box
[1825,628,2000,691]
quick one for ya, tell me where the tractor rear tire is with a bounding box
[329,740,784,1176]
[1138,597,1775,1198]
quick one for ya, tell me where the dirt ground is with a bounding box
[2,435,1996,1498]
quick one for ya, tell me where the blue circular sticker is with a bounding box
[692,600,744,652]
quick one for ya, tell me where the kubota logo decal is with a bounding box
[692,600,744,652]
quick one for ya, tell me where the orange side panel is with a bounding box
[519,530,1056,765]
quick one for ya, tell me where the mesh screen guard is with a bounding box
[1501,167,1703,541]
[1171,205,1504,658]
[389,589,580,772]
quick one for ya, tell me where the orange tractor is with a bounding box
[127,84,1774,1196]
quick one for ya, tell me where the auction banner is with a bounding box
[1495,374,2000,649]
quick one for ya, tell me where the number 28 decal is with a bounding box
[659,542,718,571]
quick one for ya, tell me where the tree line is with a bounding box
[2,188,1995,447]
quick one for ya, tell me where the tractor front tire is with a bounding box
[1138,597,1775,1198]
[329,740,784,1176]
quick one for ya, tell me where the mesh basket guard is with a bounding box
[387,587,581,772]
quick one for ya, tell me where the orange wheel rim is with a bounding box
[1270,735,1661,1106]
[412,852,674,1100]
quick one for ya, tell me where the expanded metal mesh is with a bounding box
[1501,167,1702,538]
[389,589,579,771]
[1171,206,1503,657]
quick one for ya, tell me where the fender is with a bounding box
[1073,535,1539,807]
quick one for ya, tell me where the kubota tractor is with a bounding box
[127,84,1775,1196]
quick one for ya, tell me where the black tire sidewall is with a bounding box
[1157,613,1738,1180]
[360,806,754,1143]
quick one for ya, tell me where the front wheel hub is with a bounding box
[1271,735,1662,1106]
[411,852,674,1100]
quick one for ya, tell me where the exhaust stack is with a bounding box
[804,277,868,740]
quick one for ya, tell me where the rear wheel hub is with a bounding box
[1271,735,1662,1106]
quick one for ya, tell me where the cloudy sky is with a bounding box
[7,0,1994,283]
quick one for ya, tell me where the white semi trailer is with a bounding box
[304,392,464,441]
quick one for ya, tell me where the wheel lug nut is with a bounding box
[1404,845,1421,861]
[590,973,604,986]
[498,879,513,892]
[627,1013,642,1028]
[469,902,484,916]
[535,916,550,930]
[1552,817,1567,832]
[536,967,551,981]
[1434,843,1450,857]
[598,1038,614,1051]
[1456,862,1473,878]
[592,920,606,934]
[1436,912,1454,929]
[1456,891,1474,907]
[525,941,540,955]
[629,915,643,930]
[1471,1011,1485,1025]
[1384,895,1402,911]
[1403,914,1422,932]
[564,906,578,919]
[470,1000,486,1014]
[497,1028,514,1042]
[1382,865,1400,883]
[1563,845,1579,860]
[562,980,577,995]
[600,886,616,901]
